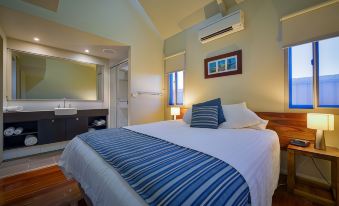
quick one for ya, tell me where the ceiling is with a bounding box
[0,6,129,61]
[22,0,60,12]
[138,0,238,39]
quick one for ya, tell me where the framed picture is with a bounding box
[204,50,242,79]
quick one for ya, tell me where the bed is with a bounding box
[59,119,280,206]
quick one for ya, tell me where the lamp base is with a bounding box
[314,130,326,150]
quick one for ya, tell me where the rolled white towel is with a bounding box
[4,127,15,136]
[14,127,24,135]
[24,135,38,146]
[3,106,24,112]
[93,120,105,126]
[93,119,106,126]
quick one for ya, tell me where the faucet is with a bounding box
[63,98,66,108]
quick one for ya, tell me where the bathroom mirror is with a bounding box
[9,50,103,101]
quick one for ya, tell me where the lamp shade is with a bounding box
[307,113,334,131]
[170,107,180,116]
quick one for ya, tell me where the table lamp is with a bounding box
[171,107,180,120]
[307,113,334,150]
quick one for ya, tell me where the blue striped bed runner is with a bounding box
[79,128,251,206]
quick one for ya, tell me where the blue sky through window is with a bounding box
[290,42,313,108]
[168,71,184,105]
[176,71,184,105]
[319,36,339,107]
[289,36,339,108]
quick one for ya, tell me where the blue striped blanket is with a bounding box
[79,128,251,206]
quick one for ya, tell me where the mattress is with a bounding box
[59,120,280,206]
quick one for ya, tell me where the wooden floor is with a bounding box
[0,165,321,206]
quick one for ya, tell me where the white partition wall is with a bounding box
[0,27,5,163]
[116,61,128,127]
[109,66,117,128]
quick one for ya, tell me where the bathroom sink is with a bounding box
[54,108,77,116]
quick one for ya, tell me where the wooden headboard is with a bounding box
[179,108,316,149]
[256,112,316,149]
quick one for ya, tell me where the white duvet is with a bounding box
[59,120,280,206]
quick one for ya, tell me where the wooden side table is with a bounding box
[287,144,339,205]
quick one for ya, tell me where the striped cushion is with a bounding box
[190,105,219,129]
[195,98,226,124]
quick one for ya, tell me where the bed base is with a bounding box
[78,183,93,206]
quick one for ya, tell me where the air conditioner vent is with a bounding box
[199,10,244,44]
[200,26,233,42]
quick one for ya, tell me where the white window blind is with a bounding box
[281,0,339,48]
[164,51,186,73]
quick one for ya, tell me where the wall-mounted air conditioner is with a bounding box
[199,10,244,44]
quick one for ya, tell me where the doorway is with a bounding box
[110,60,128,128]
[0,35,3,163]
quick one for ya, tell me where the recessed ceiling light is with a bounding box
[85,49,90,53]
[33,37,40,42]
[235,0,245,4]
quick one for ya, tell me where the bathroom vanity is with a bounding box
[3,109,108,150]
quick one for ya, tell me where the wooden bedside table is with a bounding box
[287,144,339,205]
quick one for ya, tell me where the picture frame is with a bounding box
[204,50,242,79]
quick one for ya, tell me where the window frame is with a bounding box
[317,39,339,108]
[168,70,184,106]
[288,45,314,109]
[287,38,339,111]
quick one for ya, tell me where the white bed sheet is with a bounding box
[59,120,280,206]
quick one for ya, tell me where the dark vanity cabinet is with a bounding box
[38,117,88,144]
[3,109,108,150]
[38,118,66,144]
[65,117,88,140]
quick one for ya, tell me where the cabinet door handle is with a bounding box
[51,119,55,123]
[76,118,79,121]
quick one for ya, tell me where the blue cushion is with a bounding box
[194,98,225,124]
[190,105,219,129]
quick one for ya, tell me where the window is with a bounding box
[289,43,314,108]
[168,70,184,105]
[288,36,339,109]
[318,37,339,107]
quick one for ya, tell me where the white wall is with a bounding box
[0,0,164,125]
[4,39,110,111]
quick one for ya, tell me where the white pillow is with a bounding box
[247,119,269,130]
[183,108,192,124]
[219,103,262,129]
